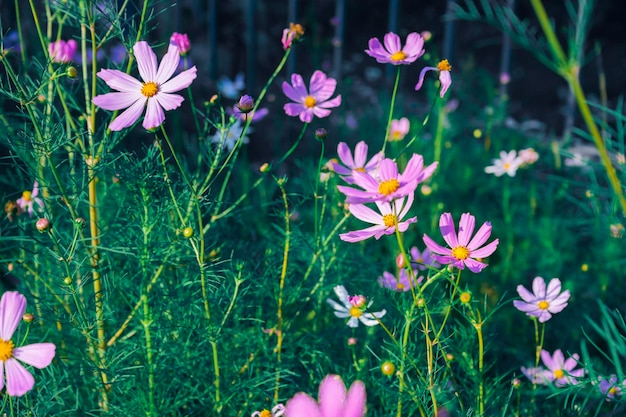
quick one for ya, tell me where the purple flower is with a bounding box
[339,194,417,242]
[337,154,437,204]
[378,269,423,292]
[231,106,269,123]
[235,94,255,113]
[49,39,77,63]
[0,292,56,396]
[423,212,499,273]
[599,376,625,399]
[281,23,305,50]
[513,277,570,323]
[540,349,584,386]
[415,59,452,98]
[285,374,366,417]
[327,285,386,328]
[332,141,383,184]
[169,32,191,55]
[365,32,425,65]
[3,30,21,54]
[92,41,197,131]
[282,70,342,123]
[409,246,439,270]
[520,366,549,385]
[16,182,44,217]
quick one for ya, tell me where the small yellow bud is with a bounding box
[22,313,35,323]
[63,277,72,285]
[67,66,78,78]
[381,361,396,376]
[259,163,270,173]
[183,227,194,238]
[473,129,482,139]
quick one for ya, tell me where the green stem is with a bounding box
[274,177,290,402]
[380,66,402,157]
[475,315,485,417]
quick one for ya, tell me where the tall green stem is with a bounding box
[381,66,402,158]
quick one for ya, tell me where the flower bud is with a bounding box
[347,337,358,346]
[236,94,255,113]
[36,218,50,232]
[170,32,191,55]
[259,163,270,173]
[63,276,72,285]
[183,227,194,238]
[67,66,78,78]
[314,128,327,141]
[348,295,366,308]
[395,253,406,268]
[381,361,396,376]
[75,217,86,228]
[22,313,34,323]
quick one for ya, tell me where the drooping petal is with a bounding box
[108,98,146,131]
[0,292,26,341]
[438,70,452,98]
[134,41,158,82]
[4,358,34,397]
[319,375,347,417]
[13,343,56,368]
[286,392,322,417]
[415,66,436,91]
[159,66,197,93]
[93,92,143,111]
[155,44,181,84]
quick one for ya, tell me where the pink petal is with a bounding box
[352,171,381,193]
[93,92,143,111]
[378,159,398,181]
[365,38,390,62]
[299,109,315,123]
[285,392,322,417]
[143,98,166,130]
[337,142,355,168]
[340,226,385,242]
[318,95,342,109]
[160,66,197,93]
[422,233,451,256]
[0,361,4,392]
[134,41,158,82]
[5,358,34,397]
[0,292,26,341]
[310,72,337,103]
[464,258,487,273]
[352,141,367,167]
[344,380,367,417]
[285,74,308,101]
[155,44,181,84]
[319,375,347,417]
[383,32,401,54]
[469,239,499,259]
[439,70,452,98]
[415,66,436,91]
[154,92,185,111]
[312,107,332,119]
[532,277,547,298]
[545,278,562,298]
[349,204,383,225]
[108,98,146,131]
[284,103,306,118]
[402,33,424,58]
[96,69,143,92]
[438,213,459,249]
[516,285,536,302]
[466,221,492,251]
[13,343,56,368]
[457,213,476,247]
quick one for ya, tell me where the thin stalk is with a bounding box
[274,177,290,402]
[313,141,325,247]
[380,66,402,158]
[140,193,156,417]
[474,315,485,417]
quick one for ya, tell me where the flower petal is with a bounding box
[143,98,166,130]
[13,343,56,369]
[134,41,158,82]
[4,358,34,397]
[160,66,197,93]
[319,375,347,417]
[343,380,367,417]
[438,213,459,248]
[108,98,146,131]
[466,221,492,251]
[155,44,181,84]
[0,292,26,341]
[470,239,499,259]
[337,142,355,168]
[286,392,322,417]
[93,92,143,111]
[383,32,401,54]
[532,277,547,298]
[457,213,476,247]
[422,233,451,256]
[96,69,143,92]
[154,92,185,111]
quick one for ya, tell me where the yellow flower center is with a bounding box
[396,283,405,290]
[349,306,363,318]
[382,214,397,228]
[289,23,305,38]
[0,339,14,361]
[378,178,400,195]
[259,410,272,417]
[390,51,407,61]
[437,59,452,71]
[451,246,470,260]
[304,96,317,108]
[459,292,471,304]
[141,82,159,98]
[22,191,32,201]
[503,162,511,170]
[354,167,366,172]
[538,300,550,310]
[609,387,619,396]
[553,369,564,379]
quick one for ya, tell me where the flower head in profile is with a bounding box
[540,349,584,386]
[169,32,191,55]
[599,376,625,400]
[423,212,499,273]
[282,70,341,123]
[484,150,524,177]
[520,366,549,385]
[0,292,56,396]
[410,246,439,270]
[327,285,386,328]
[513,277,570,323]
[251,404,285,417]
[16,182,44,217]
[285,374,366,417]
[332,141,383,184]
[49,39,77,63]
[217,72,245,99]
[281,23,305,50]
[92,41,197,131]
[209,119,251,152]
[378,269,423,292]
[415,59,452,98]
[389,117,410,141]
[365,32,425,65]
[337,154,437,204]
[339,194,417,242]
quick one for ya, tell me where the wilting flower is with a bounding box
[170,32,191,55]
[540,349,584,386]
[337,154,437,204]
[92,41,197,131]
[415,59,452,98]
[423,212,499,273]
[389,117,410,141]
[339,194,417,242]
[599,376,625,400]
[285,374,366,417]
[332,141,383,184]
[281,23,305,50]
[209,119,251,152]
[327,285,386,328]
[251,404,285,417]
[378,269,423,292]
[484,150,524,177]
[513,277,570,323]
[49,39,77,63]
[0,292,56,396]
[410,246,439,270]
[16,182,44,217]
[282,70,341,123]
[365,32,425,65]
[217,72,245,99]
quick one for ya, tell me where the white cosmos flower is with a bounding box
[484,150,523,177]
[326,285,386,328]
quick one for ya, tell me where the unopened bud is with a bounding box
[259,163,270,173]
[67,66,78,78]
[63,276,72,285]
[396,253,406,268]
[236,95,255,113]
[75,217,86,228]
[22,313,34,323]
[314,128,327,141]
[36,218,50,232]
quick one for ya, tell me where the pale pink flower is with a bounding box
[286,374,366,417]
[48,39,77,63]
[327,285,385,328]
[518,148,539,165]
[513,277,570,323]
[251,404,285,417]
[484,150,524,177]
[332,141,383,184]
[282,71,341,123]
[365,32,425,65]
[415,59,452,98]
[16,182,44,217]
[540,349,584,386]
[389,117,410,141]
[92,41,197,131]
[410,246,439,270]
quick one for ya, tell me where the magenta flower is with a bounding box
[337,154,437,204]
[378,269,423,292]
[332,141,383,184]
[415,59,452,98]
[540,349,584,386]
[513,277,570,323]
[409,246,439,270]
[365,32,425,65]
[92,41,197,131]
[285,374,366,417]
[339,194,417,242]
[389,117,410,141]
[282,71,342,123]
[48,39,77,63]
[16,182,44,217]
[423,212,499,273]
[169,32,191,55]
[0,292,56,396]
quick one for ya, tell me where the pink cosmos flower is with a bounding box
[410,246,440,270]
[16,182,44,217]
[415,59,452,98]
[285,374,366,417]
[540,349,584,386]
[484,150,524,177]
[378,269,423,292]
[337,154,437,204]
[327,285,386,328]
[48,39,77,63]
[169,32,190,55]
[282,71,342,123]
[513,277,570,323]
[332,141,383,184]
[365,32,425,65]
[339,193,417,242]
[423,212,499,273]
[389,117,410,141]
[0,292,56,397]
[520,366,549,385]
[92,41,197,131]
